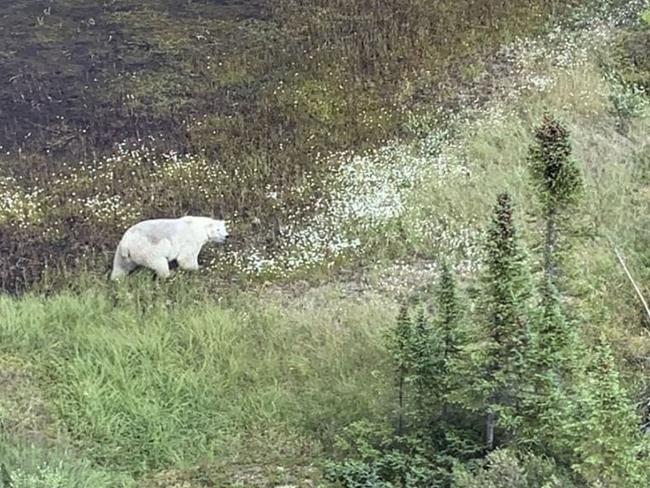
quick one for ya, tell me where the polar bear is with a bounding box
[110,216,229,280]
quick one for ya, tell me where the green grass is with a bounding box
[0,284,392,482]
[0,440,133,488]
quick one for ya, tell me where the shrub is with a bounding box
[452,449,575,488]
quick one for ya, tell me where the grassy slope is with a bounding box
[0,284,392,486]
[1,58,649,485]
[1,3,650,488]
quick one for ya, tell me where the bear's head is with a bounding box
[207,219,230,243]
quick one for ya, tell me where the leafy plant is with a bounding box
[452,449,574,488]
[640,8,650,25]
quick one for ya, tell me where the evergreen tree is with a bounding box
[481,193,533,450]
[528,114,582,283]
[516,294,572,456]
[409,306,439,420]
[436,261,463,372]
[411,266,481,483]
[390,303,414,436]
[527,115,583,367]
[521,116,583,450]
[388,267,469,433]
[412,264,466,424]
[571,336,648,486]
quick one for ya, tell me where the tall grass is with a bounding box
[0,440,134,488]
[0,285,392,475]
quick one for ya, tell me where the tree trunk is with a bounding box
[543,207,558,282]
[397,370,405,436]
[486,410,496,451]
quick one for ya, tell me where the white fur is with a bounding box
[110,216,229,280]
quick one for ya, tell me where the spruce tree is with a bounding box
[571,336,648,486]
[413,263,465,423]
[410,306,438,420]
[528,114,582,283]
[523,115,582,441]
[390,303,414,436]
[517,280,571,453]
[434,261,465,398]
[436,261,462,362]
[481,192,533,450]
[389,290,465,437]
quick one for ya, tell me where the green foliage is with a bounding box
[516,115,583,456]
[390,304,415,435]
[436,262,464,364]
[481,193,533,410]
[409,308,441,418]
[3,465,68,488]
[528,114,583,217]
[324,422,439,488]
[391,305,415,376]
[479,192,562,452]
[515,278,575,454]
[527,115,583,362]
[0,440,133,488]
[387,303,445,433]
[535,278,573,365]
[452,449,575,488]
[607,73,649,121]
[604,24,650,113]
[402,269,471,427]
[327,266,482,487]
[0,287,390,475]
[641,8,650,26]
[327,100,650,482]
[570,337,649,486]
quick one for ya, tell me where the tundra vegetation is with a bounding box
[1,0,650,486]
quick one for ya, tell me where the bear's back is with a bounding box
[125,218,185,243]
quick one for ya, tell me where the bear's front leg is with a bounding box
[111,246,136,280]
[177,253,200,271]
[111,256,135,280]
[148,257,171,279]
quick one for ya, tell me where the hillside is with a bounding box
[1,0,650,487]
[0,0,586,292]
